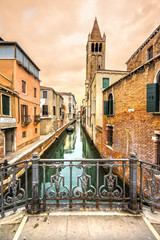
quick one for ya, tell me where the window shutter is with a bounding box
[2,95,9,115]
[103,78,109,88]
[104,101,109,115]
[147,84,159,112]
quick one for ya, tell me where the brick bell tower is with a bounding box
[85,18,106,99]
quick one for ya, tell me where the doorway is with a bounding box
[5,129,15,154]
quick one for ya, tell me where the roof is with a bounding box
[0,41,40,71]
[126,25,160,64]
[88,69,128,89]
[91,18,102,40]
[0,82,19,96]
[103,53,160,93]
[57,92,72,96]
[97,69,129,73]
[40,85,57,94]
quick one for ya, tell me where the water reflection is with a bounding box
[40,121,102,199]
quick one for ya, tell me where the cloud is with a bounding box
[0,0,160,108]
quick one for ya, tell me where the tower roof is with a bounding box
[91,18,102,40]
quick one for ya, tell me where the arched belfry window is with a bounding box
[91,43,94,52]
[147,69,160,112]
[104,93,114,116]
[95,43,98,52]
[99,43,102,52]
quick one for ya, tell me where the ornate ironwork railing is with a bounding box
[0,153,160,218]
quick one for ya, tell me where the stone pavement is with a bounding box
[0,210,160,240]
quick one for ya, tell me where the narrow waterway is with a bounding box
[42,120,100,160]
[38,121,104,199]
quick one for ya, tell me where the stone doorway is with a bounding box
[4,128,16,155]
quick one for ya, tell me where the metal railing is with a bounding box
[0,153,160,218]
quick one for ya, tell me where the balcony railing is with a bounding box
[0,153,160,218]
[21,115,32,125]
[34,115,40,124]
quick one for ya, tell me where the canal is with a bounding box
[37,121,105,200]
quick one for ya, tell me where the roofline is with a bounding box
[88,69,128,90]
[103,53,160,93]
[0,41,40,71]
[0,83,19,96]
[40,85,57,94]
[126,25,160,65]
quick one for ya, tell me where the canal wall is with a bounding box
[9,121,74,165]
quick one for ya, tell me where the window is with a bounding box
[104,93,114,116]
[91,43,94,52]
[2,94,10,115]
[35,128,37,134]
[22,80,26,93]
[42,105,48,115]
[53,106,56,115]
[99,43,102,52]
[60,108,61,116]
[147,71,160,112]
[95,43,98,52]
[22,131,26,138]
[107,126,113,146]
[147,45,153,60]
[69,106,71,113]
[43,91,47,98]
[21,104,31,125]
[34,87,37,98]
[102,78,109,88]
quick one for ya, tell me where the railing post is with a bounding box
[128,153,140,214]
[31,152,40,214]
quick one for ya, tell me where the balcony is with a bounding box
[34,115,40,124]
[21,115,32,126]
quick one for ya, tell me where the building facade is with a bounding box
[58,92,77,121]
[40,86,65,135]
[86,70,127,152]
[102,25,160,165]
[0,38,40,159]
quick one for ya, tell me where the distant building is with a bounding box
[102,25,160,164]
[57,92,77,121]
[0,38,40,159]
[40,86,65,135]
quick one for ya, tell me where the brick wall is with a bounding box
[102,56,160,164]
[126,26,160,71]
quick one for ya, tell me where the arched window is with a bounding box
[104,93,114,116]
[95,43,98,52]
[108,93,114,115]
[147,69,160,112]
[99,43,102,52]
[91,43,94,52]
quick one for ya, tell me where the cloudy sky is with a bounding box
[0,0,160,108]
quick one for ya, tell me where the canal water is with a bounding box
[38,121,104,199]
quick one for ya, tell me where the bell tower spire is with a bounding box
[85,18,106,101]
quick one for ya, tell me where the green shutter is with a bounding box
[104,101,109,115]
[147,84,159,112]
[103,78,109,88]
[2,95,9,115]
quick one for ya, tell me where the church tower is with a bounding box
[85,18,106,97]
